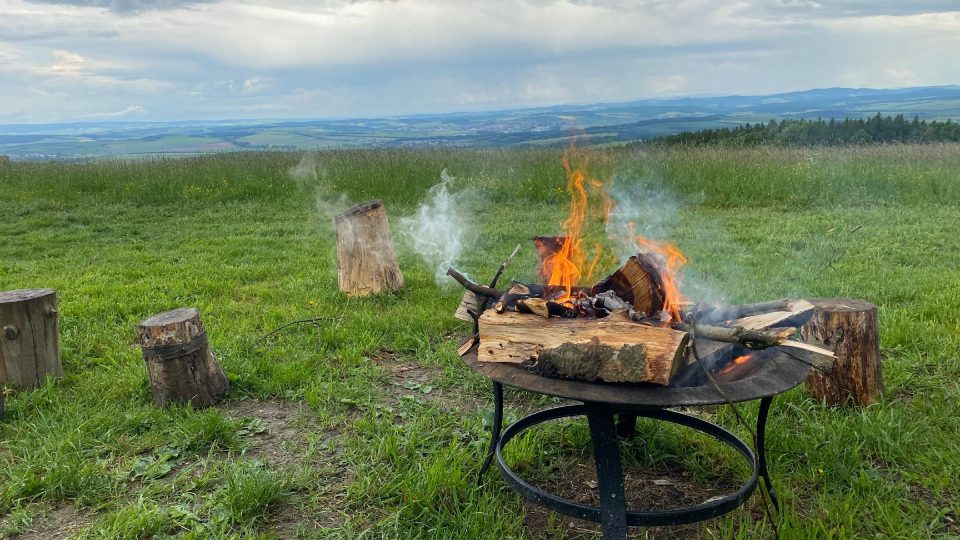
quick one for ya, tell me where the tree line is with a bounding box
[653,114,960,146]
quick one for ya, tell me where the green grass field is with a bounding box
[1,145,959,538]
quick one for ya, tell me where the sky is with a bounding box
[1,0,959,124]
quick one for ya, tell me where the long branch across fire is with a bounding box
[448,147,833,386]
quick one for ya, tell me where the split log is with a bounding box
[454,291,482,322]
[800,298,883,406]
[334,200,404,297]
[478,310,689,385]
[137,307,229,408]
[0,289,62,389]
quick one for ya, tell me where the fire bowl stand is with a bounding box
[478,382,778,539]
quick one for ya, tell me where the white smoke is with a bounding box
[288,153,351,218]
[288,153,322,184]
[605,179,679,264]
[400,170,471,285]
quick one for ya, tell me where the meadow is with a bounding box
[0,144,958,538]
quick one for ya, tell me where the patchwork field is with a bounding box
[1,145,958,538]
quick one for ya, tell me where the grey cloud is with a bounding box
[757,0,960,18]
[25,0,219,15]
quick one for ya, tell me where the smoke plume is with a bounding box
[400,170,471,285]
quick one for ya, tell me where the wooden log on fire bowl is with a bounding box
[801,298,883,406]
[478,310,689,385]
[334,199,405,297]
[137,307,229,408]
[0,288,63,390]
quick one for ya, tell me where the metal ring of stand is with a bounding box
[495,403,759,533]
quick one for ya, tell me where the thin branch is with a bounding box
[489,244,522,289]
[446,267,503,298]
[257,316,343,343]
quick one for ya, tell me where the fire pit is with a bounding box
[461,340,813,538]
[447,146,833,538]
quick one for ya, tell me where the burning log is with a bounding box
[800,298,883,406]
[478,310,689,385]
[0,289,63,390]
[137,307,229,408]
[334,200,404,297]
[591,254,669,318]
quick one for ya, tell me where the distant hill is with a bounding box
[2,86,959,159]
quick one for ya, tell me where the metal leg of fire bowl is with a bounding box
[586,403,629,540]
[755,396,779,511]
[478,381,504,482]
[615,414,638,439]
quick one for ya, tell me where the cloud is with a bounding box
[24,0,218,15]
[78,104,145,117]
[0,0,958,123]
[759,1,960,18]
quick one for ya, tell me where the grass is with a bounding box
[1,144,959,538]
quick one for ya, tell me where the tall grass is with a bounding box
[6,144,957,210]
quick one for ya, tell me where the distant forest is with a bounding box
[654,114,960,146]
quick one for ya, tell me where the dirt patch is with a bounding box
[522,461,748,539]
[7,503,91,540]
[223,399,323,469]
[222,399,349,538]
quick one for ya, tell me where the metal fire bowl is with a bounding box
[460,343,812,408]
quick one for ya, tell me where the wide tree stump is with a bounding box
[0,289,63,389]
[137,307,229,408]
[801,298,883,406]
[334,199,404,297]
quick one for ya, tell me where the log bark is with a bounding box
[0,289,62,389]
[137,307,229,408]
[334,199,404,297]
[478,310,689,385]
[800,298,883,406]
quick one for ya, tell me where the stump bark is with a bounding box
[137,307,229,408]
[0,288,63,389]
[801,298,883,406]
[334,199,404,297]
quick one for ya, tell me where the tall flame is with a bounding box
[544,143,687,319]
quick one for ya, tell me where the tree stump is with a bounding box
[137,307,229,408]
[801,298,883,406]
[334,199,405,297]
[0,288,63,389]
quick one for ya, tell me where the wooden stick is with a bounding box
[681,323,795,348]
[489,244,521,289]
[446,268,503,298]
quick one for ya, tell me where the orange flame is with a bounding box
[733,354,752,365]
[631,227,688,322]
[544,143,687,318]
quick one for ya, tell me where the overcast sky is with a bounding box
[1,0,958,124]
